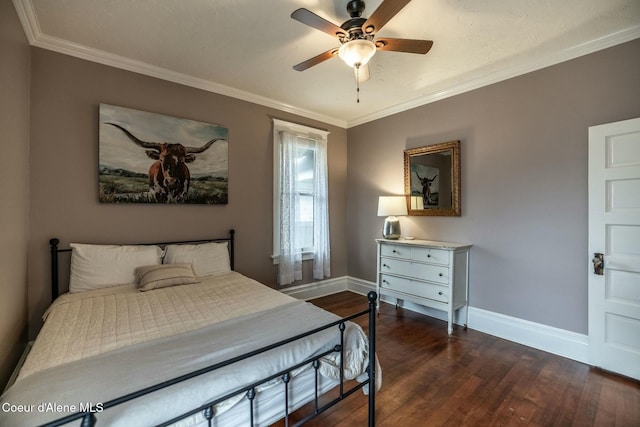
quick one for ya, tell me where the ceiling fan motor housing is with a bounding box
[340,18,369,42]
[346,0,366,18]
[341,1,374,44]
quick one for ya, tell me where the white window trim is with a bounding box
[272,119,329,264]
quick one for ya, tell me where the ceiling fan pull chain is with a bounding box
[356,65,361,103]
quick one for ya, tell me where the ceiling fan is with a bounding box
[291,0,433,98]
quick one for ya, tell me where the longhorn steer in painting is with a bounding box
[106,123,222,203]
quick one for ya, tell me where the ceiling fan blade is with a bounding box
[293,48,339,71]
[354,64,370,83]
[375,38,433,54]
[362,0,412,34]
[291,8,346,38]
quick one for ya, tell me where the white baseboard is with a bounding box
[345,276,375,296]
[279,276,348,300]
[283,276,590,365]
[469,307,589,364]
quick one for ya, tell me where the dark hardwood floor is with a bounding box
[280,291,640,426]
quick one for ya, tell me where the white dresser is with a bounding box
[376,238,472,334]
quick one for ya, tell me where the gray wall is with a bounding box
[0,0,30,389]
[347,38,640,334]
[27,48,348,338]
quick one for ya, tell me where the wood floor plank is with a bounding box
[272,291,640,426]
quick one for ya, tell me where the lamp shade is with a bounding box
[410,196,424,210]
[377,196,408,217]
[338,39,376,68]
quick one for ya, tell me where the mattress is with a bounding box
[2,272,377,426]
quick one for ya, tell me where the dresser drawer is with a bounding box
[380,274,449,303]
[381,243,450,266]
[412,262,449,284]
[380,243,411,259]
[380,258,450,284]
[410,247,450,265]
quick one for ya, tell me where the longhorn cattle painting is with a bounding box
[99,104,228,204]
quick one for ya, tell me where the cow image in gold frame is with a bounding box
[404,140,460,216]
[99,104,228,204]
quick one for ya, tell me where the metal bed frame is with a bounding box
[42,229,377,427]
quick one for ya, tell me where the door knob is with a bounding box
[592,253,604,275]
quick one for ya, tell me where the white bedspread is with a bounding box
[19,272,296,380]
[1,273,379,426]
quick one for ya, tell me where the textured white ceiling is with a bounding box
[13,0,640,127]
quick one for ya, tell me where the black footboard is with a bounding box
[40,292,377,427]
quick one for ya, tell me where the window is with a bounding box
[273,119,330,286]
[294,142,315,252]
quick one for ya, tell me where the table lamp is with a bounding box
[377,196,408,239]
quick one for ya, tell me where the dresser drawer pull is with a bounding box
[438,291,443,295]
[393,249,398,253]
[427,254,431,258]
[439,273,443,277]
[383,264,389,268]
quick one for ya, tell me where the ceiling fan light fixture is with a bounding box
[338,39,376,68]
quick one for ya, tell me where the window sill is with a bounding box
[271,251,314,265]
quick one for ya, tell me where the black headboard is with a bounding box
[49,229,235,302]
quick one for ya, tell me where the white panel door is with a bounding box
[588,117,640,380]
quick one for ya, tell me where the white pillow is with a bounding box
[163,241,230,277]
[69,244,164,293]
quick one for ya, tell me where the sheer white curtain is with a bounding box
[275,121,331,286]
[312,138,330,280]
[278,131,302,285]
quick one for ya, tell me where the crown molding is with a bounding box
[12,0,347,129]
[12,0,38,43]
[13,0,640,130]
[346,24,640,128]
